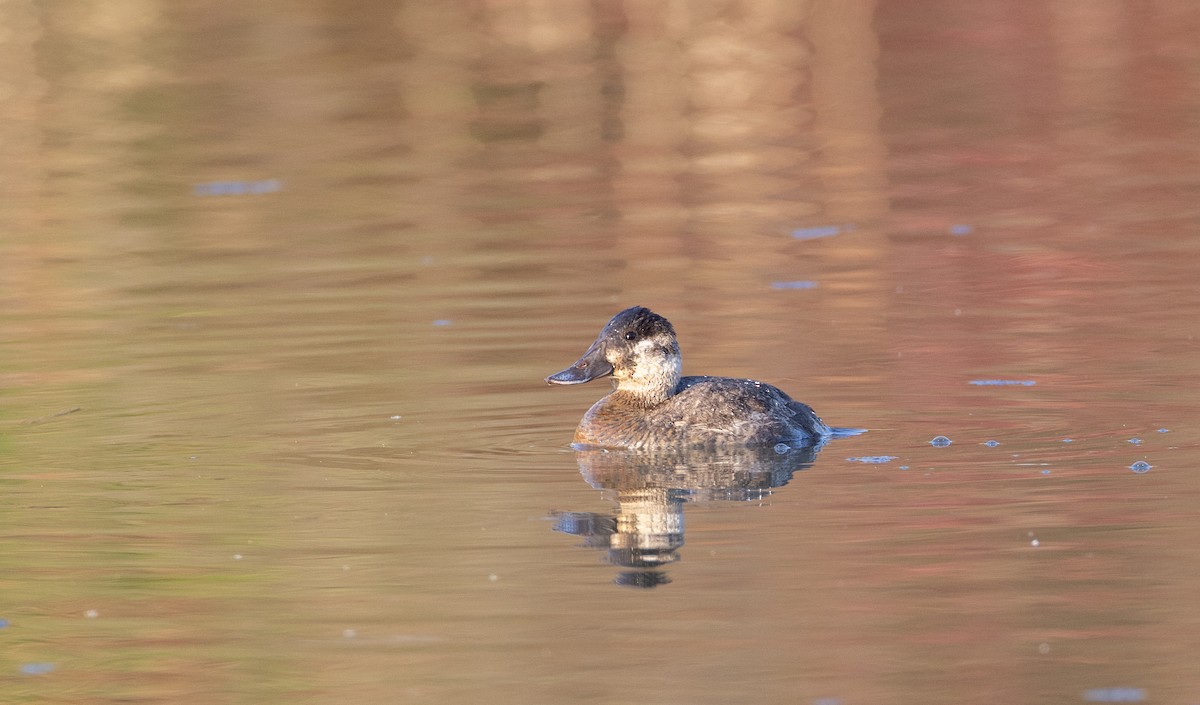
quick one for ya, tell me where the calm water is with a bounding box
[3,2,1200,703]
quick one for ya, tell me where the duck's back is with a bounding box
[574,375,831,449]
[673,376,831,442]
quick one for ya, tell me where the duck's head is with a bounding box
[545,306,682,405]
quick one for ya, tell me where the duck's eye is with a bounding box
[624,331,637,341]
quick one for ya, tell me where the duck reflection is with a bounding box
[553,442,822,588]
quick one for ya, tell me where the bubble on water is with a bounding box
[1156,428,1169,433]
[1129,461,1152,474]
[20,663,55,675]
[342,629,357,639]
[1062,438,1073,443]
[1082,687,1145,702]
[194,179,282,197]
[85,609,99,619]
[1038,642,1051,654]
[930,435,952,447]
[983,440,1001,447]
[1128,438,1142,445]
[771,280,819,290]
[969,379,1036,386]
[773,443,790,454]
[846,456,898,464]
[949,224,974,236]
[792,225,849,240]
[432,319,452,327]
[1040,469,1051,475]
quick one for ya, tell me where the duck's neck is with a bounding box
[614,352,681,408]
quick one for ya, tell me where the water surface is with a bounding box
[3,2,1200,703]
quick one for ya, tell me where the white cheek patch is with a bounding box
[633,338,681,365]
[625,339,681,389]
[632,338,660,355]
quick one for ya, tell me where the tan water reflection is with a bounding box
[4,1,1200,704]
[555,444,821,587]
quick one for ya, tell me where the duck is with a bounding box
[545,306,860,449]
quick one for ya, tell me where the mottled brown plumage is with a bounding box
[546,307,855,450]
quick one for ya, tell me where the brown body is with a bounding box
[546,307,848,450]
[574,376,830,450]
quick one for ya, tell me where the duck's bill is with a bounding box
[545,342,613,385]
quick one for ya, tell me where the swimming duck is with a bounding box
[546,306,858,449]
